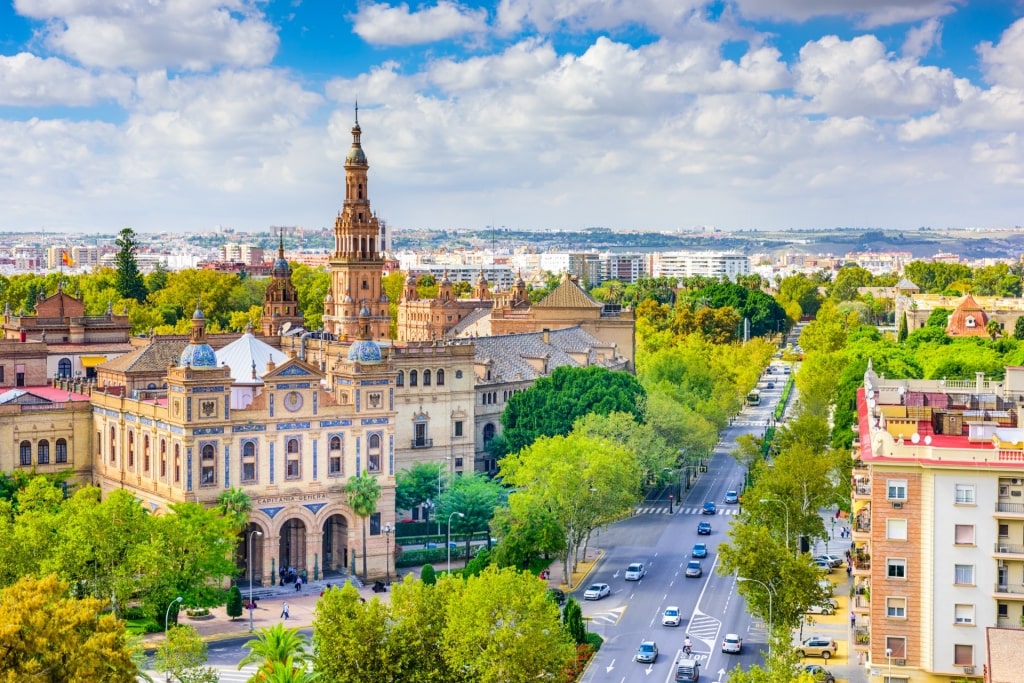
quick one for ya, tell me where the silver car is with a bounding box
[584,583,611,600]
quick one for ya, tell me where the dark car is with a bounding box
[697,521,712,535]
[703,501,717,515]
[692,543,708,558]
[803,664,835,683]
[546,588,566,606]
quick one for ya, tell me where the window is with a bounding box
[455,370,462,379]
[454,420,463,437]
[109,426,116,463]
[396,370,404,387]
[55,438,67,464]
[436,369,445,386]
[483,423,496,446]
[127,431,135,468]
[1000,523,1010,538]
[286,438,301,479]
[886,597,906,618]
[423,369,431,386]
[887,479,907,500]
[409,370,418,387]
[887,519,908,540]
[242,441,257,483]
[159,439,166,477]
[954,564,974,585]
[999,603,1009,618]
[965,315,976,328]
[887,559,907,579]
[143,435,150,472]
[455,457,463,468]
[955,484,975,505]
[19,440,31,466]
[370,512,381,535]
[367,434,381,472]
[328,436,343,476]
[1001,485,1010,497]
[954,524,975,545]
[200,444,216,486]
[885,636,906,659]
[174,444,181,482]
[57,357,72,377]
[954,604,974,624]
[413,423,428,449]
[953,644,973,666]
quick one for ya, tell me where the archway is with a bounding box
[322,514,349,575]
[278,518,307,575]
[236,522,266,586]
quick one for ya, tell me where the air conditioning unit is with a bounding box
[1000,546,1010,553]
[1013,479,1023,486]
[964,666,975,674]
[891,501,904,509]
[895,659,906,666]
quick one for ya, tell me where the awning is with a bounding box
[80,355,108,368]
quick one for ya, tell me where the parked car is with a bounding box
[818,579,835,596]
[584,583,611,600]
[685,560,703,578]
[702,501,717,515]
[722,633,743,654]
[813,559,834,573]
[636,640,659,663]
[662,606,682,626]
[546,588,566,606]
[803,664,836,683]
[724,490,739,504]
[625,562,647,581]
[697,521,712,535]
[691,543,708,558]
[796,636,837,659]
[805,598,838,615]
[814,554,844,568]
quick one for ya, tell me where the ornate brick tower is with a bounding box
[262,230,304,336]
[323,107,391,341]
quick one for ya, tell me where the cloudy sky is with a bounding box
[1,1,1023,235]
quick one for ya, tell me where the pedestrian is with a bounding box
[846,562,852,577]
[850,610,856,628]
[281,601,290,619]
[295,576,302,591]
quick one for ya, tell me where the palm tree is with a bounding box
[239,623,311,680]
[216,487,253,534]
[344,473,382,580]
[256,657,320,683]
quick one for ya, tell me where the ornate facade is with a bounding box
[262,231,305,336]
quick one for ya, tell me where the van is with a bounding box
[675,657,700,681]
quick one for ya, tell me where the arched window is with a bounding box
[37,440,50,465]
[143,434,151,472]
[200,444,216,486]
[436,369,445,386]
[56,438,68,464]
[367,433,381,472]
[329,436,343,476]
[242,441,257,483]
[57,357,72,378]
[159,439,166,477]
[110,426,116,463]
[483,423,496,446]
[423,369,431,386]
[409,370,418,387]
[396,370,404,387]
[127,431,135,468]
[286,438,301,479]
[174,444,181,483]
[244,442,256,457]
[19,440,31,466]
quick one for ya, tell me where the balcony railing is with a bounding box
[994,583,1024,596]
[853,627,870,645]
[996,502,1024,515]
[995,543,1024,555]
[411,438,434,449]
[853,557,871,570]
[854,517,871,533]
[854,485,872,497]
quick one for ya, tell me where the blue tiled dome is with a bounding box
[347,339,383,363]
[180,342,217,368]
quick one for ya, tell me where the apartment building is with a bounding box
[854,363,1024,682]
[651,250,750,281]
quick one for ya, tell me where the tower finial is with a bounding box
[279,227,284,257]
[355,100,359,126]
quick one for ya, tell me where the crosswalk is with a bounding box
[633,506,740,516]
[584,605,627,627]
[141,665,260,682]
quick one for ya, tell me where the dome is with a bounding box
[405,275,416,286]
[346,146,367,165]
[180,342,217,368]
[192,306,205,320]
[359,304,372,317]
[440,273,452,286]
[324,292,334,303]
[272,257,289,276]
[347,339,383,363]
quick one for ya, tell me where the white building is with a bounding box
[651,250,750,281]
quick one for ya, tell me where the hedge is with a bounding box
[396,545,469,568]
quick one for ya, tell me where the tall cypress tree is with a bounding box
[115,227,148,303]
[897,312,908,342]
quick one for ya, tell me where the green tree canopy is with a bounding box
[345,475,382,580]
[114,227,148,302]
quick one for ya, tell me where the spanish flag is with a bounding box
[61,250,74,266]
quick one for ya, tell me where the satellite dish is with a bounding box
[280,322,292,333]
[911,433,920,444]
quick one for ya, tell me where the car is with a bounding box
[721,633,743,654]
[674,658,700,682]
[724,490,739,504]
[625,562,647,581]
[636,640,659,663]
[818,579,835,596]
[584,583,611,600]
[546,588,566,606]
[766,381,775,389]
[662,606,682,626]
[766,366,775,373]
[796,636,837,659]
[697,521,712,535]
[805,598,838,615]
[691,543,708,558]
[813,559,833,573]
[814,554,844,568]
[803,664,836,683]
[783,366,791,374]
[702,501,717,515]
[685,560,703,578]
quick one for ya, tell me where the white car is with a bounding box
[662,606,681,626]
[625,562,646,581]
[584,583,611,600]
[722,633,743,654]
[806,598,839,615]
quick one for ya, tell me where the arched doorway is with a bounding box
[237,522,265,586]
[278,518,307,573]
[322,514,349,575]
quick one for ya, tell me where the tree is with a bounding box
[216,487,253,534]
[562,597,587,644]
[0,574,138,682]
[898,312,908,342]
[573,411,673,488]
[226,585,244,621]
[491,494,566,569]
[345,474,382,580]
[394,461,444,522]
[145,260,170,294]
[313,582,395,682]
[239,623,312,680]
[1014,316,1024,341]
[438,473,504,558]
[154,624,219,683]
[114,227,148,302]
[776,274,821,319]
[420,564,437,586]
[987,318,1003,341]
[925,307,952,328]
[828,265,873,301]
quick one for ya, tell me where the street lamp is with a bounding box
[164,595,183,680]
[886,647,893,683]
[737,577,775,657]
[447,511,465,573]
[248,529,262,632]
[384,523,393,585]
[760,498,790,550]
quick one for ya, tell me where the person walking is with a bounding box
[281,601,290,620]
[850,610,856,628]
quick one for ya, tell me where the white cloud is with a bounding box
[13,0,278,71]
[979,18,1024,88]
[795,35,961,118]
[494,0,725,39]
[903,17,941,59]
[0,52,132,106]
[351,2,489,46]
[731,0,959,29]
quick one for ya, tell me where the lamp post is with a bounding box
[248,529,262,632]
[760,498,790,550]
[384,523,393,585]
[886,647,893,682]
[447,511,465,573]
[164,595,183,681]
[737,577,774,657]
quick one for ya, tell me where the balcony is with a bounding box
[995,501,1024,518]
[853,555,871,577]
[993,583,1024,600]
[853,484,872,501]
[852,514,871,538]
[994,542,1024,558]
[410,438,434,449]
[852,626,870,649]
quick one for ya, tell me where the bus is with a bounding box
[745,389,761,406]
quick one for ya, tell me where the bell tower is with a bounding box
[323,105,391,341]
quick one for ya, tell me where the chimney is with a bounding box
[542,328,550,344]
[976,371,985,392]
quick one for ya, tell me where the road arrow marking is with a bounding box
[605,659,615,673]
[646,663,653,675]
[717,667,726,681]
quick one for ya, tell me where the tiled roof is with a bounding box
[472,326,625,383]
[532,275,602,309]
[896,277,919,291]
[447,307,492,337]
[946,293,990,337]
[101,339,188,373]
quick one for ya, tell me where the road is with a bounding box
[578,368,788,683]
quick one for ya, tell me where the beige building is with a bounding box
[897,291,1024,337]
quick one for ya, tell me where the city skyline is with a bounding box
[1,1,1022,235]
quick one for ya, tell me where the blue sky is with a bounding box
[1,0,1023,235]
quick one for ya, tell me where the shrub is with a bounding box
[226,585,243,621]
[421,564,436,586]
